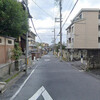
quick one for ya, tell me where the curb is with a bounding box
[0,62,36,94]
[85,71,100,80]
[70,61,100,80]
[4,72,25,94]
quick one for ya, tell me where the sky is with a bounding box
[20,0,100,45]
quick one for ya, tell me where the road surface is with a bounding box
[1,52,100,100]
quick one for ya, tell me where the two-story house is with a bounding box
[20,31,36,54]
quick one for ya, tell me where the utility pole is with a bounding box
[59,0,62,61]
[54,28,56,50]
[52,28,56,54]
[24,0,29,74]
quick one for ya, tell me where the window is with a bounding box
[69,38,71,43]
[98,12,100,19]
[72,27,73,32]
[99,15,100,19]
[0,38,2,43]
[98,26,100,31]
[79,14,82,19]
[98,37,100,43]
[8,40,12,44]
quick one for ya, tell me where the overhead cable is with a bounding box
[30,18,42,43]
[31,0,54,19]
[62,0,79,27]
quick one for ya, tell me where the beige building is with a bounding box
[66,8,100,68]
[66,8,100,49]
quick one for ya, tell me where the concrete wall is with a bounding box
[0,62,16,79]
[0,56,33,79]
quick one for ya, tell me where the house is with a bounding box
[0,36,15,64]
[28,31,36,52]
[41,43,49,54]
[66,8,100,68]
[20,31,36,54]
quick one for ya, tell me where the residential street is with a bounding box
[1,52,100,100]
[1,0,100,100]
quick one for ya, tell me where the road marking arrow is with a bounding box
[29,86,53,100]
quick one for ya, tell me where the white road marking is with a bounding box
[44,59,50,61]
[42,89,53,100]
[79,70,84,72]
[44,55,50,58]
[10,65,38,100]
[28,86,53,100]
[29,86,45,100]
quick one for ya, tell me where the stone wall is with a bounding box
[87,50,100,69]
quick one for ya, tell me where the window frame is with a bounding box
[8,40,12,44]
[0,38,2,43]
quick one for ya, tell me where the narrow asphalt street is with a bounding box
[1,52,100,100]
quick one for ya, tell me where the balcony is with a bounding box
[67,32,74,38]
[29,43,36,47]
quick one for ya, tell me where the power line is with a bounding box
[63,0,74,20]
[55,0,78,41]
[30,18,42,43]
[31,0,54,19]
[62,0,79,27]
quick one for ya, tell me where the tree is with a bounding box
[11,42,22,70]
[11,43,22,61]
[55,42,66,52]
[0,0,28,38]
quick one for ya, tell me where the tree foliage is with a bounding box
[11,43,22,61]
[55,42,66,52]
[0,0,28,38]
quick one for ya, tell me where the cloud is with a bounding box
[28,0,100,44]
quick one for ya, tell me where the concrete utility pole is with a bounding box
[52,28,56,54]
[24,0,29,74]
[59,0,62,61]
[54,28,56,50]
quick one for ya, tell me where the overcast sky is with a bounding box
[22,0,100,45]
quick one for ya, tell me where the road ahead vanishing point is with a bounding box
[9,53,100,100]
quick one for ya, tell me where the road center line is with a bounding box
[10,65,38,100]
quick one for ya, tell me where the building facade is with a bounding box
[66,8,100,49]
[0,36,15,64]
[66,8,100,68]
[20,31,36,53]
[28,31,36,52]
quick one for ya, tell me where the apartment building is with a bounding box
[66,8,100,49]
[66,8,100,68]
